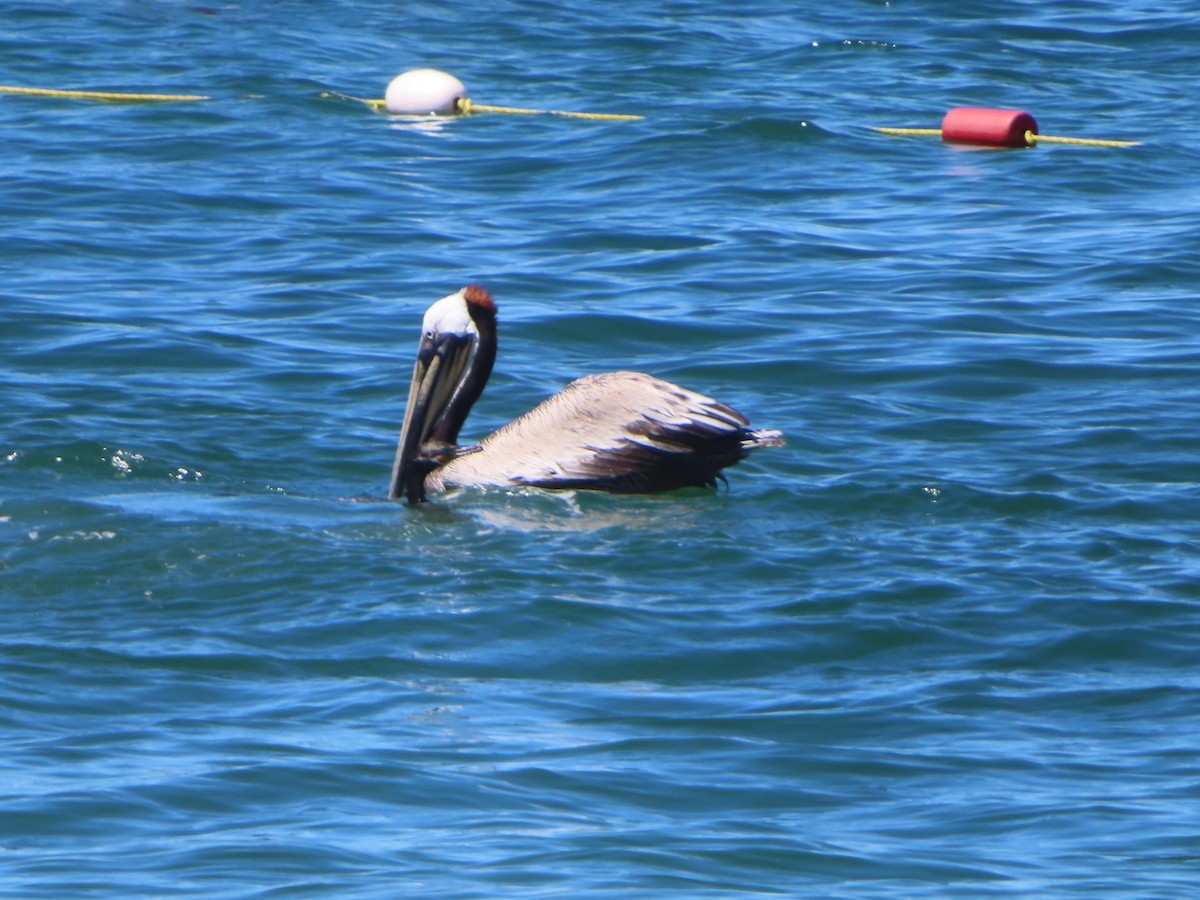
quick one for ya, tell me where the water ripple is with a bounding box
[4,2,1200,897]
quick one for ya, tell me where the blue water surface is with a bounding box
[3,2,1200,897]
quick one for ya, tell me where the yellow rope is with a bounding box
[874,125,1139,148]
[320,93,642,121]
[319,91,388,111]
[872,126,943,137]
[0,84,209,102]
[0,85,1140,141]
[457,97,643,121]
[1025,131,1140,148]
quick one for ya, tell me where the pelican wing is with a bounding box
[433,371,783,494]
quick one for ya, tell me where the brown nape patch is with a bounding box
[463,284,496,312]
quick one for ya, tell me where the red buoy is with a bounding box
[941,107,1038,148]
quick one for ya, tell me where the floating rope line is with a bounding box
[456,97,643,122]
[874,127,943,138]
[319,90,641,122]
[874,108,1139,148]
[1025,132,1139,148]
[0,84,209,102]
[324,70,642,122]
[319,91,386,111]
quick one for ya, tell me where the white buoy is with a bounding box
[384,69,467,115]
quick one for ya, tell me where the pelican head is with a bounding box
[389,285,497,503]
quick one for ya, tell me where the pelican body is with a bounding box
[389,286,783,503]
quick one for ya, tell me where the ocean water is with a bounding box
[3,1,1200,896]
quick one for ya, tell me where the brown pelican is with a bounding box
[389,285,784,503]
